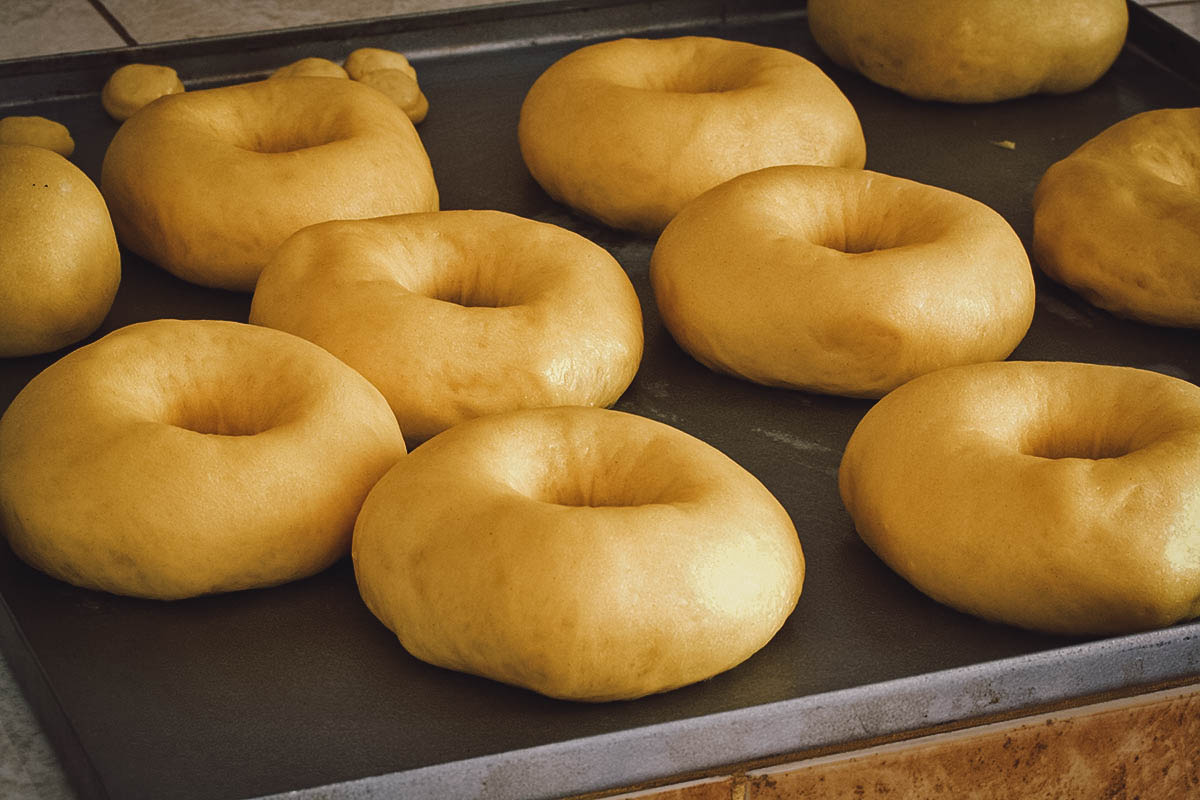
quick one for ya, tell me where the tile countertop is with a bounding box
[1,2,1199,799]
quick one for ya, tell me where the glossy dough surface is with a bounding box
[250,210,644,443]
[518,36,865,234]
[0,319,406,600]
[839,361,1200,635]
[651,165,1035,397]
[808,0,1128,102]
[1033,107,1200,328]
[100,77,438,292]
[353,406,805,701]
[0,144,120,357]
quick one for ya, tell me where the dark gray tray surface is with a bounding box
[1,2,1199,799]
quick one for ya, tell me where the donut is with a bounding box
[518,36,866,235]
[270,57,349,80]
[650,165,1035,397]
[355,69,428,124]
[250,210,643,444]
[807,0,1128,103]
[838,360,1200,635]
[345,48,417,81]
[0,145,120,358]
[101,63,186,121]
[353,406,805,701]
[0,116,74,156]
[1033,107,1200,328]
[100,77,438,292]
[0,319,406,600]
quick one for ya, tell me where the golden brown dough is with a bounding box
[269,57,349,80]
[651,165,1035,397]
[808,0,1128,103]
[1033,107,1200,328]
[518,36,866,234]
[0,319,406,600]
[101,63,186,121]
[839,360,1200,635]
[0,116,74,156]
[0,145,119,357]
[353,406,805,701]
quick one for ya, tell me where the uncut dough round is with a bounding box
[250,210,643,443]
[0,319,406,600]
[345,48,417,81]
[356,69,428,123]
[808,0,1128,103]
[839,360,1200,635]
[0,116,74,156]
[100,77,439,291]
[101,63,186,121]
[270,57,349,80]
[518,36,866,235]
[353,406,805,701]
[650,165,1035,397]
[1033,107,1200,328]
[0,144,120,357]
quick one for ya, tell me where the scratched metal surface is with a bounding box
[0,2,1198,799]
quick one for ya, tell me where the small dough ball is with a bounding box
[270,57,349,80]
[101,63,186,121]
[1033,107,1200,327]
[353,406,805,701]
[355,68,428,123]
[808,0,1128,103]
[0,144,120,358]
[0,116,74,156]
[345,47,417,81]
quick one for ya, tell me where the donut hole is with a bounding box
[523,435,688,508]
[239,127,344,154]
[167,389,291,437]
[1022,427,1140,461]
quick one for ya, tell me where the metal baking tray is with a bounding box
[1,2,1198,798]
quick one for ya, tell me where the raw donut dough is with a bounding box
[839,360,1200,635]
[355,69,428,124]
[100,77,438,291]
[808,0,1128,102]
[0,116,74,156]
[0,319,406,600]
[345,48,417,81]
[101,63,186,121]
[0,144,119,357]
[650,165,1035,397]
[353,406,805,701]
[250,210,643,443]
[270,57,349,80]
[518,36,866,234]
[1033,107,1200,327]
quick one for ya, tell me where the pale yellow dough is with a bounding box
[1033,107,1200,328]
[353,406,805,701]
[808,0,1128,103]
[345,47,417,81]
[518,36,866,234]
[839,361,1200,635]
[269,57,349,80]
[0,319,406,600]
[100,77,439,291]
[650,165,1035,397]
[0,145,120,357]
[250,210,643,444]
[0,116,74,156]
[101,63,186,121]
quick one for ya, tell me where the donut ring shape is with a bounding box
[250,210,644,444]
[1033,107,1200,328]
[839,361,1200,635]
[100,77,438,292]
[518,36,866,235]
[0,319,406,600]
[352,406,805,701]
[650,165,1035,397]
[808,0,1128,103]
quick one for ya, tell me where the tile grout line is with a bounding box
[83,0,137,46]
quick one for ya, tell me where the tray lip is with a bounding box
[1,1,1199,799]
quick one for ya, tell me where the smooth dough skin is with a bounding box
[250,210,643,444]
[518,36,866,235]
[1033,107,1200,328]
[0,145,120,357]
[0,319,406,600]
[0,116,74,156]
[839,361,1200,635]
[100,77,439,292]
[352,406,805,701]
[101,63,186,121]
[650,165,1035,397]
[808,0,1128,103]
